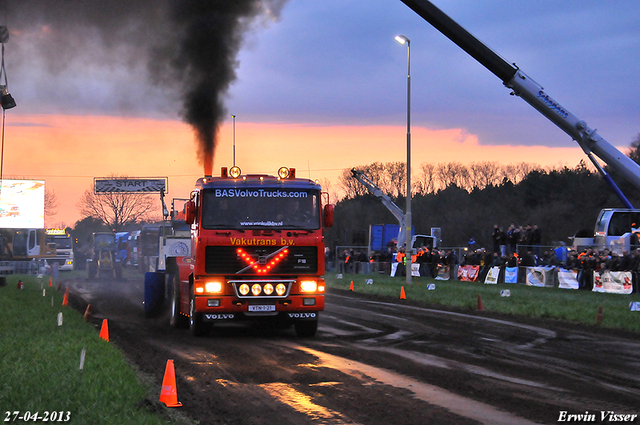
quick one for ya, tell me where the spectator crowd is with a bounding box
[331,221,640,290]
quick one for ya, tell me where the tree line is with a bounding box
[326,137,640,251]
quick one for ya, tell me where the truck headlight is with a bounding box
[205,281,223,294]
[300,280,317,293]
[239,284,250,296]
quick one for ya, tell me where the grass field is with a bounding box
[2,270,638,424]
[326,273,640,333]
[0,275,186,425]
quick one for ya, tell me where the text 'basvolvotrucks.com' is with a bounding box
[146,166,334,337]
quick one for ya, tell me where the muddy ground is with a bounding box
[66,275,640,425]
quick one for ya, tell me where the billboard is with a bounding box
[0,179,45,228]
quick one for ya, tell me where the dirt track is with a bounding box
[67,275,640,425]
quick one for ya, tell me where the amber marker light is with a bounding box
[229,166,241,178]
[278,167,290,179]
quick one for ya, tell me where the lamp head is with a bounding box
[0,86,15,110]
[395,35,410,45]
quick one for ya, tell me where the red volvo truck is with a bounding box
[159,166,333,337]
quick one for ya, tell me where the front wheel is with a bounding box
[170,274,187,328]
[294,320,318,337]
[189,286,206,336]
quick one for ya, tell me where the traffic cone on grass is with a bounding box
[83,304,92,322]
[477,294,484,311]
[62,287,69,306]
[99,319,109,342]
[595,306,603,325]
[349,281,354,291]
[49,276,53,287]
[159,359,183,407]
[400,286,407,300]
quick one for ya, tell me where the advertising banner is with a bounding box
[526,266,556,287]
[484,266,500,284]
[435,265,450,280]
[457,265,480,282]
[504,267,518,284]
[557,268,579,289]
[593,271,633,295]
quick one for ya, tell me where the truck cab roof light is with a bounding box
[229,166,241,178]
[278,167,290,179]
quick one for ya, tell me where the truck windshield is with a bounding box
[46,236,72,249]
[94,234,115,249]
[201,188,320,230]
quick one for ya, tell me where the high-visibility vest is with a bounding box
[397,252,404,263]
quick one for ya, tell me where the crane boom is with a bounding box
[400,0,640,201]
[351,169,407,248]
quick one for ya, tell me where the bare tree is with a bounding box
[318,177,339,205]
[338,167,369,199]
[77,185,158,231]
[504,162,541,184]
[416,163,437,195]
[468,161,505,190]
[44,189,59,224]
[436,162,470,190]
[386,161,406,198]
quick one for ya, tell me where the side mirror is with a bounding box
[323,204,334,228]
[185,200,196,225]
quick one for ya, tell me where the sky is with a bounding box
[1,0,639,227]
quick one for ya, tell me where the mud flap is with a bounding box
[144,272,165,317]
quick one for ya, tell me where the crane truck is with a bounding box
[147,166,333,337]
[351,169,435,256]
[400,0,640,254]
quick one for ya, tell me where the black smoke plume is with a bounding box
[3,0,288,173]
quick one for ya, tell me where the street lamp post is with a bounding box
[395,34,412,285]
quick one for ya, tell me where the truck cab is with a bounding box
[167,166,333,337]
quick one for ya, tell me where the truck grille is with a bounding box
[205,246,318,275]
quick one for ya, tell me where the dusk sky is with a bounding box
[2,0,639,226]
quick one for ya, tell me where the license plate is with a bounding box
[248,305,276,312]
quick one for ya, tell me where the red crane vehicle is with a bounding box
[147,166,333,337]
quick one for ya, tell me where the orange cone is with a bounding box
[49,276,53,287]
[477,294,484,311]
[595,306,603,325]
[400,286,406,300]
[99,319,109,342]
[83,304,92,322]
[349,281,354,291]
[62,287,69,306]
[159,359,183,407]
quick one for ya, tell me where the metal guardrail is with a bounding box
[0,260,46,275]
